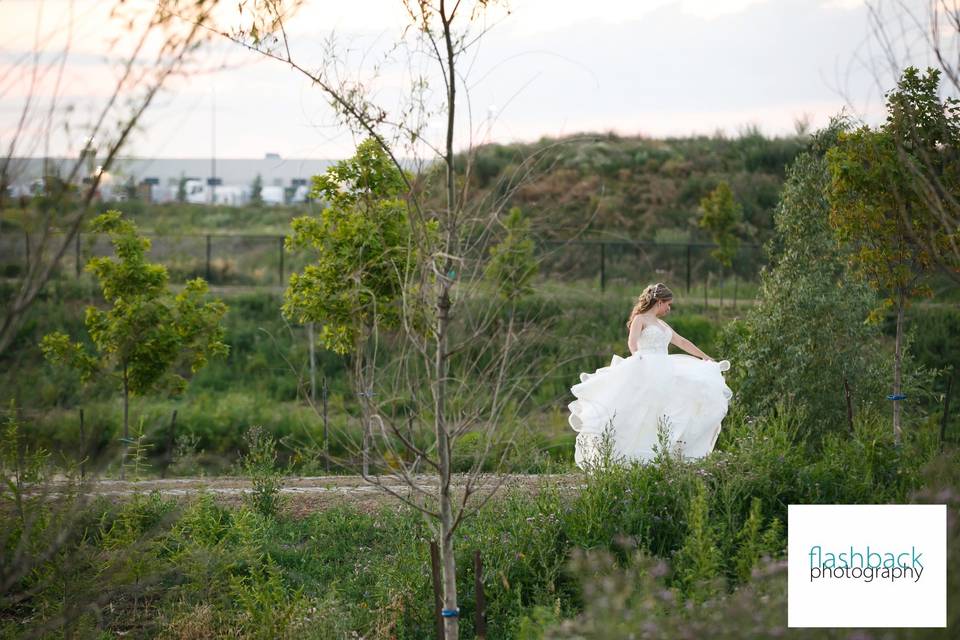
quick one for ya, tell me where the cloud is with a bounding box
[0,0,903,158]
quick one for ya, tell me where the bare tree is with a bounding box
[186,1,604,636]
[0,0,221,356]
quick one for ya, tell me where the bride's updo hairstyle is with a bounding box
[625,283,673,329]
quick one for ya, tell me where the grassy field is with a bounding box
[3,265,958,480]
[1,278,718,478]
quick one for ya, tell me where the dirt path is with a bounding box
[29,473,588,518]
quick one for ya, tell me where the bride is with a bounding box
[568,283,733,469]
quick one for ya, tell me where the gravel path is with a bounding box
[25,473,588,518]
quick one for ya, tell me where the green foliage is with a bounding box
[719,123,894,438]
[2,403,948,638]
[239,425,286,518]
[698,181,742,267]
[731,497,765,583]
[121,417,154,481]
[826,68,956,440]
[485,207,538,301]
[229,554,309,638]
[40,210,229,397]
[1,402,51,523]
[38,210,227,477]
[826,67,955,313]
[452,133,804,250]
[883,67,960,281]
[283,138,422,355]
[670,479,723,602]
[536,449,960,639]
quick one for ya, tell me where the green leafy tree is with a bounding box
[826,67,953,442]
[485,206,537,301]
[484,206,538,414]
[698,181,742,268]
[40,211,228,478]
[250,173,263,206]
[719,122,891,438]
[860,7,960,283]
[282,138,430,475]
[282,138,420,355]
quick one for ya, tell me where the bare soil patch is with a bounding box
[25,473,587,519]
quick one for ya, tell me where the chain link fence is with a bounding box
[0,231,767,294]
[534,239,765,294]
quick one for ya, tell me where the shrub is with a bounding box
[239,426,286,518]
[719,123,894,441]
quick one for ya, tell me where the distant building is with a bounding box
[2,154,336,206]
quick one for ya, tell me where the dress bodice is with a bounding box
[634,322,672,355]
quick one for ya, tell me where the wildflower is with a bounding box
[650,561,668,578]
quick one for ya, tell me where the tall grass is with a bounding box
[3,402,946,638]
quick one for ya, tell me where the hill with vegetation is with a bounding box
[453,129,806,245]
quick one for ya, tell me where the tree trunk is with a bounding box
[437,3,460,637]
[355,338,370,477]
[308,322,316,405]
[435,283,458,639]
[719,267,724,312]
[893,289,905,443]
[490,309,515,417]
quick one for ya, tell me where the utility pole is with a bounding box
[210,85,217,205]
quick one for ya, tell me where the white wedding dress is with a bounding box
[568,321,732,469]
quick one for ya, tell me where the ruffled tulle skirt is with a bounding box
[568,352,733,469]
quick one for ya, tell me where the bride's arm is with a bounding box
[627,316,644,354]
[668,327,714,361]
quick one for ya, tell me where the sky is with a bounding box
[0,0,945,159]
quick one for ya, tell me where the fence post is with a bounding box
[322,375,329,474]
[205,234,212,282]
[362,416,370,477]
[719,267,724,311]
[430,541,445,640]
[599,242,606,292]
[78,408,85,479]
[686,244,691,294]
[278,236,285,286]
[703,271,708,311]
[474,550,487,639]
